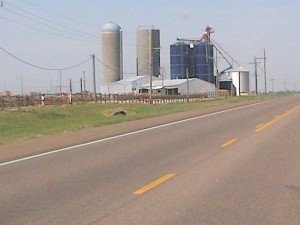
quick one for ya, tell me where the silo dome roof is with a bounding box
[102,22,121,32]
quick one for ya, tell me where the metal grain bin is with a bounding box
[170,42,191,79]
[194,42,214,83]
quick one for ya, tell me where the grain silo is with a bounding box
[137,27,160,77]
[170,26,215,84]
[170,42,192,79]
[102,22,123,84]
[194,42,215,83]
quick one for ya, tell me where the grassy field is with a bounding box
[0,94,289,144]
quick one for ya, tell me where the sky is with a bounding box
[0,0,299,94]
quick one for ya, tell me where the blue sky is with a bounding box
[0,0,299,94]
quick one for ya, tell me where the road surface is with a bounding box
[1,95,299,225]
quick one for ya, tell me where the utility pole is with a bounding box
[186,67,189,102]
[91,54,97,101]
[238,71,241,96]
[256,49,267,94]
[250,56,259,95]
[50,78,52,94]
[186,43,194,100]
[69,78,73,105]
[59,70,62,94]
[149,30,153,104]
[263,49,267,94]
[283,79,287,92]
[160,67,165,96]
[161,67,164,87]
[80,77,83,94]
[269,76,275,93]
[215,47,219,88]
[83,70,86,92]
[254,56,258,95]
[21,75,23,96]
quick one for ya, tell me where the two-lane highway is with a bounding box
[1,95,299,225]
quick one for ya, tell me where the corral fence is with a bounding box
[0,90,229,110]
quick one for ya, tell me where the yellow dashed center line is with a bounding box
[255,105,300,132]
[134,174,175,195]
[134,106,300,196]
[221,139,238,148]
[255,123,264,129]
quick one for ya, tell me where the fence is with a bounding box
[0,93,93,109]
[0,90,228,110]
[97,91,228,104]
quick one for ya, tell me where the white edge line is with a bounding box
[0,101,267,167]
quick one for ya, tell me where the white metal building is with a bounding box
[99,75,159,94]
[218,67,250,96]
[140,78,216,95]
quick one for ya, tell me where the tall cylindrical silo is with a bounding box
[194,42,214,83]
[137,27,160,77]
[170,42,190,79]
[102,22,123,84]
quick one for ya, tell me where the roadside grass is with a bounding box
[0,94,289,144]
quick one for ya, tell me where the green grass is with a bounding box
[0,94,290,144]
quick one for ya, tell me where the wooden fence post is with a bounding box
[0,97,4,110]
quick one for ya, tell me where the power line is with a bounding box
[0,14,137,48]
[19,0,98,28]
[5,2,99,40]
[94,56,136,75]
[283,79,287,92]
[256,49,267,94]
[0,15,99,45]
[3,7,99,42]
[257,64,265,73]
[0,46,91,71]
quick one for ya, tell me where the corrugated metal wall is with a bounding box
[170,41,215,84]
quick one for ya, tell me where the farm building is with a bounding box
[140,78,216,95]
[99,75,159,94]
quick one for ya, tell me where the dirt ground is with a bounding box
[0,100,265,163]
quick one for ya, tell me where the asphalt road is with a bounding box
[1,95,299,225]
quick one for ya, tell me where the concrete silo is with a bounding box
[137,27,160,77]
[102,22,123,84]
